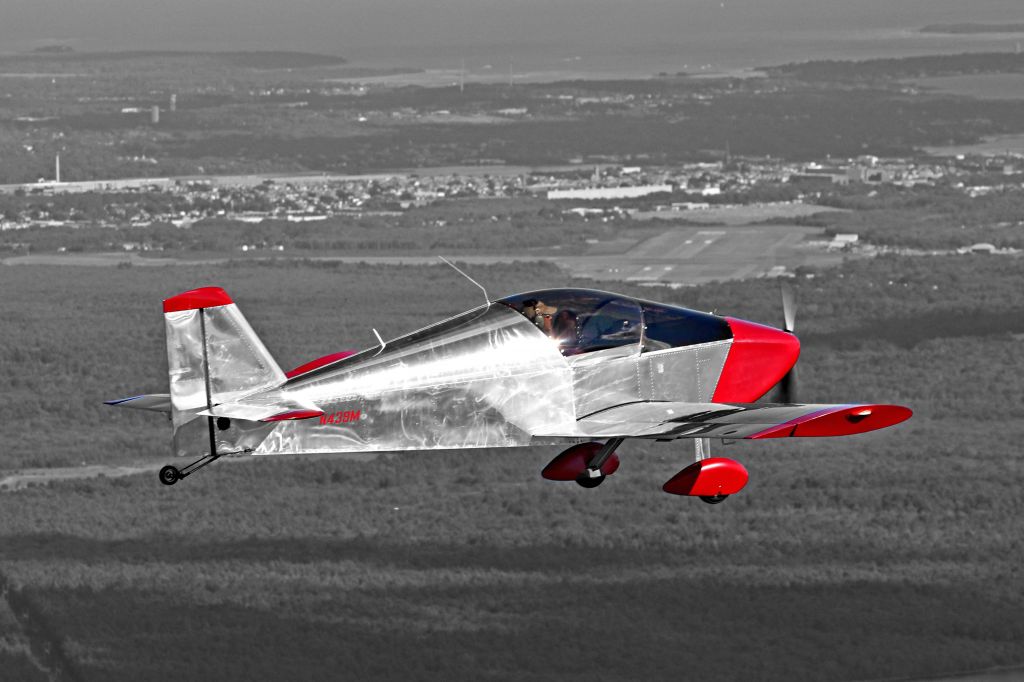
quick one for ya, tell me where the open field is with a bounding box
[0,255,1021,680]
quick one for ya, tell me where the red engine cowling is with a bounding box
[662,458,748,497]
[542,442,620,481]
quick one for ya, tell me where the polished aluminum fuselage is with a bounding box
[169,302,732,458]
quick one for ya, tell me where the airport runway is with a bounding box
[2,224,843,287]
[561,224,837,286]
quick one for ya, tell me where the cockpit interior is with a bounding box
[499,289,732,356]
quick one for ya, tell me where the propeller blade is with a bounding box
[781,281,796,333]
[778,281,797,402]
[777,366,797,403]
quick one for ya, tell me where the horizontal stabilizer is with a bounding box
[197,397,323,423]
[104,394,173,413]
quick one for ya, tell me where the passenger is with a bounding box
[552,310,579,352]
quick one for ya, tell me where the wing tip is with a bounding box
[751,403,912,439]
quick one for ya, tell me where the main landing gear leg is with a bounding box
[695,438,730,505]
[576,437,625,489]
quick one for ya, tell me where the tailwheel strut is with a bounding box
[158,451,222,486]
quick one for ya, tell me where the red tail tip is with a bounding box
[163,287,233,313]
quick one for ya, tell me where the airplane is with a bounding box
[107,280,911,503]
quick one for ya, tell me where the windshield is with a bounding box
[639,300,732,351]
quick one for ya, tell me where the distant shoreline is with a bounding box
[921,23,1024,35]
[0,49,348,69]
[6,24,1023,83]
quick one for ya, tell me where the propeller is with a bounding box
[781,281,796,334]
[777,281,797,403]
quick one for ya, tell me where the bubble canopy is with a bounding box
[498,288,732,356]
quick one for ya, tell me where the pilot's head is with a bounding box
[521,299,538,318]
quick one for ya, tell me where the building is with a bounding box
[789,172,849,187]
[828,233,859,250]
[547,184,673,200]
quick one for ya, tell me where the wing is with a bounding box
[551,401,912,440]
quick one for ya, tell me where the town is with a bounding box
[1,152,1021,237]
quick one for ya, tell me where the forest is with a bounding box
[0,199,621,256]
[5,50,1024,183]
[152,90,1024,169]
[804,183,1024,250]
[768,51,1024,82]
[0,253,1021,680]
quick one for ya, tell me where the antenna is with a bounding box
[438,256,489,306]
[372,328,386,357]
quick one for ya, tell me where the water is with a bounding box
[349,29,1024,80]
[2,0,1022,77]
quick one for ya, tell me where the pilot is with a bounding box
[521,298,558,335]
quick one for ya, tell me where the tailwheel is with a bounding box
[700,494,728,505]
[159,465,180,486]
[575,473,605,489]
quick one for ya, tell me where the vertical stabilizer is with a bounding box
[163,287,284,455]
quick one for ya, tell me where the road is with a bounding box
[0,164,609,194]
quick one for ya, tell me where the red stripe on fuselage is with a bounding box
[285,351,358,379]
[261,409,325,422]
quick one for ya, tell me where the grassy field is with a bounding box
[0,256,1021,680]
